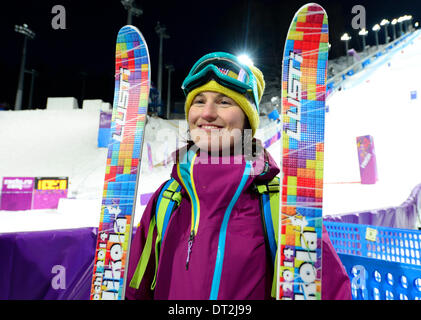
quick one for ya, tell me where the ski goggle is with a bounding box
[181,52,260,110]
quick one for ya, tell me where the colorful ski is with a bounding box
[278,3,328,300]
[90,25,150,300]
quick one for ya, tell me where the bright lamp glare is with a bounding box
[341,33,351,41]
[380,19,390,26]
[372,24,381,31]
[237,54,254,66]
[359,28,368,36]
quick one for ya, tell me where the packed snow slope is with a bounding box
[1,31,421,233]
[323,31,421,217]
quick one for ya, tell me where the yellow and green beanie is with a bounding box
[184,64,265,137]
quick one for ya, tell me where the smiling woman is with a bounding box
[181,52,265,161]
[125,52,351,300]
[188,91,246,154]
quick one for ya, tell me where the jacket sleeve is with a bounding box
[321,225,352,300]
[125,181,167,300]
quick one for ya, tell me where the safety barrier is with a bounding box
[324,221,421,300]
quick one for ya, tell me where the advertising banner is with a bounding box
[356,135,378,185]
[32,177,69,209]
[0,177,34,211]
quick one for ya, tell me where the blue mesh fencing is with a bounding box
[324,221,421,300]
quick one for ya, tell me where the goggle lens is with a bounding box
[182,53,260,110]
[193,58,250,85]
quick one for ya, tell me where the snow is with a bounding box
[0,109,108,232]
[324,31,421,216]
[1,31,421,233]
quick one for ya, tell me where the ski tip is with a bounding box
[119,25,141,33]
[296,2,327,15]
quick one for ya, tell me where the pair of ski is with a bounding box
[90,3,329,300]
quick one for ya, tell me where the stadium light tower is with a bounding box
[398,16,405,36]
[340,33,351,53]
[407,15,413,32]
[26,69,38,109]
[14,23,35,111]
[372,24,381,49]
[380,19,390,44]
[155,21,170,106]
[121,0,143,25]
[358,28,368,52]
[391,19,398,40]
[341,33,351,65]
[165,64,174,120]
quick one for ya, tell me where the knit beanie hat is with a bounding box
[184,64,265,137]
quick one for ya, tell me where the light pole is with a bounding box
[403,15,410,33]
[165,64,174,120]
[155,21,170,109]
[380,19,390,44]
[358,28,368,53]
[400,15,411,34]
[14,24,35,111]
[398,16,405,37]
[341,33,352,65]
[25,69,38,109]
[404,16,408,33]
[121,0,143,25]
[407,15,413,32]
[372,24,381,49]
[391,19,398,41]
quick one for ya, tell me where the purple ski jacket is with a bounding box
[126,144,351,300]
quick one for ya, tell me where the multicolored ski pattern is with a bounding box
[278,3,328,300]
[91,25,150,300]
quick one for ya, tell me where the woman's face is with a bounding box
[188,91,246,154]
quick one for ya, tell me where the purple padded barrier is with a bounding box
[0,225,351,300]
[140,192,153,206]
[324,183,421,229]
[0,228,97,300]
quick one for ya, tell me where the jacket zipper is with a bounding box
[186,231,195,270]
[209,161,252,300]
[177,149,200,271]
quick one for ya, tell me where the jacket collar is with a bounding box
[170,139,280,192]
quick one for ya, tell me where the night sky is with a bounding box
[1,0,420,110]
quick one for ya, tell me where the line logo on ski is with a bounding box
[113,67,130,142]
[286,51,303,141]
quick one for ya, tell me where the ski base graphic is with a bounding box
[278,3,329,300]
[90,25,150,300]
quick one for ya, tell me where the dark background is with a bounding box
[1,0,420,110]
